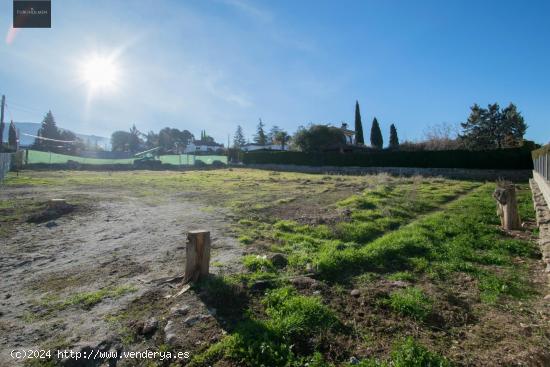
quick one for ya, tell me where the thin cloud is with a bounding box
[219,0,272,23]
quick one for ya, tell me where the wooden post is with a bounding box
[184,230,211,283]
[493,181,521,230]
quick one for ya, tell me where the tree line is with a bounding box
[111,126,221,154]
[234,101,530,154]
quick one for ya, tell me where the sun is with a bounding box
[80,54,120,92]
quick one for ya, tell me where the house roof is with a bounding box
[192,140,223,147]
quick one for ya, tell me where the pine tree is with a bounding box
[254,118,267,145]
[8,121,18,149]
[233,125,246,148]
[354,100,364,145]
[389,124,399,149]
[460,103,527,149]
[35,111,60,151]
[370,117,383,149]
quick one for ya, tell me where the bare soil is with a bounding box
[0,187,243,366]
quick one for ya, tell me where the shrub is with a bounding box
[194,159,207,168]
[212,160,227,168]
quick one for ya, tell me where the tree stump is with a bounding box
[493,182,521,230]
[184,230,211,283]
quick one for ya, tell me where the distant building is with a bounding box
[241,143,289,152]
[339,122,356,145]
[184,139,224,153]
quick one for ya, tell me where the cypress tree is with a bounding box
[370,117,383,149]
[254,118,267,145]
[354,100,364,145]
[35,111,60,151]
[233,125,246,148]
[389,124,399,149]
[8,121,17,149]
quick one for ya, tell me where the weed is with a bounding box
[242,255,275,272]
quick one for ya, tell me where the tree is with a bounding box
[370,117,383,149]
[292,124,346,153]
[58,129,81,154]
[354,100,364,145]
[111,131,133,152]
[0,120,4,146]
[422,122,463,150]
[274,130,290,150]
[268,125,282,143]
[145,131,159,150]
[389,124,399,149]
[128,124,143,153]
[233,125,246,148]
[8,121,17,149]
[460,103,527,149]
[34,111,61,152]
[501,103,527,148]
[254,118,267,145]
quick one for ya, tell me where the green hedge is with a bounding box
[243,148,533,170]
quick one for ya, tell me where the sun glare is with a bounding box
[80,54,120,92]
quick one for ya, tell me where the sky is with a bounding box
[0,0,549,146]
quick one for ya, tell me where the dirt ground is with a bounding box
[0,185,243,366]
[1,170,549,367]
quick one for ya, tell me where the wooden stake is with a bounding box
[184,230,211,283]
[493,182,521,230]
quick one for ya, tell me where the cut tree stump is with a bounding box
[493,181,521,230]
[184,230,211,283]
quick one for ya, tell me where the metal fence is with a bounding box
[24,149,228,166]
[533,146,550,181]
[0,153,11,181]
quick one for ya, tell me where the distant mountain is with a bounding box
[2,122,111,150]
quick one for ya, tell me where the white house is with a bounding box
[241,143,289,152]
[184,140,224,153]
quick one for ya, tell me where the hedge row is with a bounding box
[243,148,533,170]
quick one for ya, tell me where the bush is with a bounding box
[243,147,533,170]
[212,160,227,168]
[194,159,207,168]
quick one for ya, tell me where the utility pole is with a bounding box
[0,95,5,146]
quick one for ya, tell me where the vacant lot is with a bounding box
[0,169,549,366]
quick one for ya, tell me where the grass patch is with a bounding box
[356,337,451,366]
[38,285,137,313]
[243,254,275,272]
[192,285,337,366]
[314,184,537,303]
[385,287,432,321]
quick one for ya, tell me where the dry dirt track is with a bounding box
[0,188,243,365]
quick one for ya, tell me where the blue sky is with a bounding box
[0,0,548,145]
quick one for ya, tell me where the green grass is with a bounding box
[355,337,451,367]
[385,287,433,321]
[38,285,137,313]
[243,255,276,272]
[263,287,337,340]
[192,285,337,367]
[312,184,537,303]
